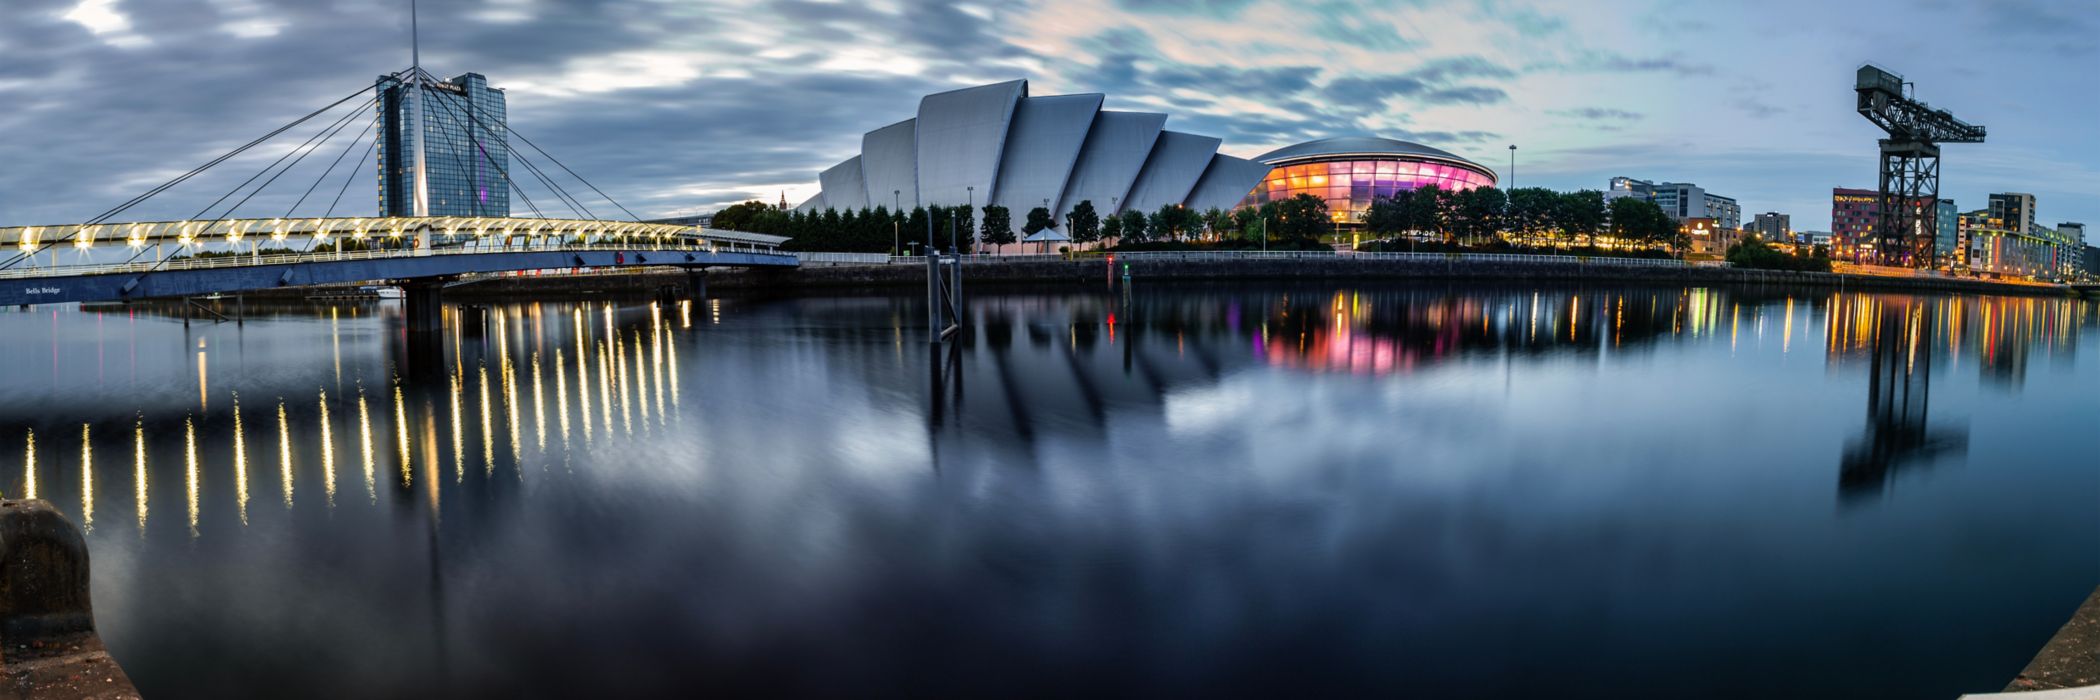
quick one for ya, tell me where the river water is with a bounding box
[0,283,2093,698]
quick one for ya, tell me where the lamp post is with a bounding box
[1508,144,1516,190]
[892,189,901,256]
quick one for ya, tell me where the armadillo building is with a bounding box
[796,80,1272,236]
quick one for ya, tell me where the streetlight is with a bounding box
[892,189,901,256]
[1508,144,1516,191]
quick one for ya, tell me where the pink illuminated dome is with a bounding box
[1240,136,1500,225]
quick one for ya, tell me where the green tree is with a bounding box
[1068,201,1101,247]
[1557,189,1608,247]
[1201,207,1232,241]
[904,206,930,254]
[710,200,773,232]
[1504,187,1557,244]
[1118,209,1149,242]
[1402,184,1445,239]
[1023,206,1056,236]
[1453,186,1505,245]
[1101,211,1124,242]
[1231,206,1266,243]
[953,205,976,254]
[980,205,1017,251]
[1149,204,1202,241]
[1363,193,1406,239]
[1275,193,1329,241]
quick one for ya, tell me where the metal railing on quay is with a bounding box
[0,238,790,280]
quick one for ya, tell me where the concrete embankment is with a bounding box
[425,256,2074,299]
[689,257,2070,297]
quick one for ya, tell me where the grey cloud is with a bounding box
[1550,108,1644,121]
[1111,0,1260,19]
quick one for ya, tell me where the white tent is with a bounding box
[1020,228,1071,254]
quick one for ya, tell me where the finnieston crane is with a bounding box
[1855,65,1987,268]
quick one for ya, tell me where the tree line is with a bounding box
[708,184,1695,254]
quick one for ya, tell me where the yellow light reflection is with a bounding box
[479,363,495,476]
[233,398,249,525]
[357,386,375,502]
[395,386,411,488]
[185,416,199,538]
[449,372,464,483]
[555,347,572,448]
[23,428,36,500]
[532,351,547,453]
[79,423,92,533]
[319,390,336,508]
[134,420,146,534]
[278,400,293,508]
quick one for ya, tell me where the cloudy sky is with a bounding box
[3,0,2097,234]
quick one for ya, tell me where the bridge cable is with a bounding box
[196,94,379,224]
[300,132,381,254]
[414,68,598,220]
[0,77,392,271]
[105,96,377,270]
[285,110,381,219]
[425,66,641,223]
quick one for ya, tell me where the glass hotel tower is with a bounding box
[377,72,510,217]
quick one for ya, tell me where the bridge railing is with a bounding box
[0,239,794,281]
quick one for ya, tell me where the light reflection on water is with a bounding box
[0,285,2089,698]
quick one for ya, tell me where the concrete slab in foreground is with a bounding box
[1960,587,2100,699]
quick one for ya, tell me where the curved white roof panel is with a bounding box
[1060,110,1167,217]
[915,80,1026,207]
[818,155,869,212]
[1184,154,1272,213]
[1122,131,1222,215]
[861,119,918,210]
[991,94,1103,228]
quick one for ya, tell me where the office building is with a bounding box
[1607,177,1739,230]
[1935,199,1958,265]
[378,72,510,218]
[1748,212,1790,243]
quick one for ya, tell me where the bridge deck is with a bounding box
[0,243,795,306]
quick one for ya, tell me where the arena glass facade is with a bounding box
[1240,136,1497,225]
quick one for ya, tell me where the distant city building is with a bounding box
[1682,217,1739,256]
[1831,188,1946,265]
[2086,244,2100,280]
[1748,212,1790,242]
[1799,231,1833,247]
[1607,177,1739,230]
[378,72,510,217]
[1989,193,2036,236]
[2061,223,2087,278]
[1935,199,1958,265]
[1830,188,1879,263]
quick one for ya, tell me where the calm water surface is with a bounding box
[0,283,2094,698]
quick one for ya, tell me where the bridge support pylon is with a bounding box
[403,280,445,334]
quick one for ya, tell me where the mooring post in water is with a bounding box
[0,499,140,698]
